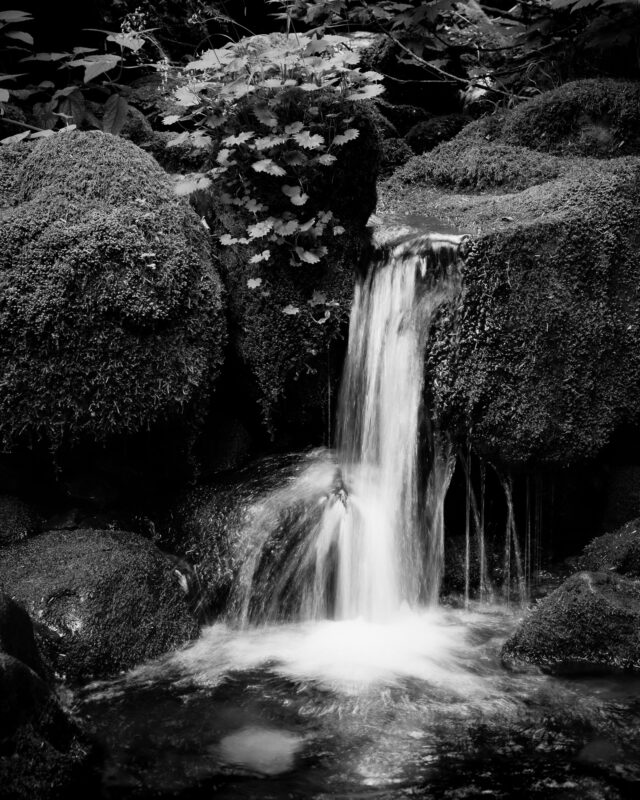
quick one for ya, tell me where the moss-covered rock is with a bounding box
[577,519,640,577]
[0,131,225,450]
[501,572,640,674]
[0,529,199,682]
[379,83,640,465]
[405,114,469,154]
[500,80,640,157]
[0,496,41,547]
[380,137,414,178]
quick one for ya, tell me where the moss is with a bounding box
[501,572,640,674]
[395,140,564,192]
[380,137,415,178]
[379,86,640,467]
[0,497,40,547]
[0,131,226,450]
[578,519,640,577]
[405,114,469,154]
[500,79,640,157]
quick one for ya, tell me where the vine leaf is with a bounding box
[281,184,309,206]
[252,158,286,176]
[317,153,337,166]
[223,130,255,146]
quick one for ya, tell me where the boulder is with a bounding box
[0,593,46,679]
[162,452,332,618]
[379,80,640,465]
[578,519,640,577]
[501,571,640,674]
[0,653,100,800]
[0,495,40,547]
[0,529,199,682]
[0,131,225,451]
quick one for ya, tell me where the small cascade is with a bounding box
[500,474,527,606]
[233,229,466,624]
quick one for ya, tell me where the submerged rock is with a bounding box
[0,131,225,451]
[0,653,100,800]
[501,571,640,674]
[380,79,640,465]
[0,529,199,681]
[577,519,640,577]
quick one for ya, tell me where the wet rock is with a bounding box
[0,593,46,679]
[162,452,326,619]
[577,519,640,577]
[501,572,640,674]
[0,495,40,547]
[0,131,225,452]
[0,529,199,682]
[0,653,100,800]
[379,80,640,466]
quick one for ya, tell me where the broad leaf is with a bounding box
[102,93,129,135]
[317,153,337,166]
[223,130,255,146]
[247,276,264,287]
[282,304,300,315]
[4,30,33,45]
[1,130,30,145]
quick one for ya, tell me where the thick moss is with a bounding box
[379,90,640,466]
[501,572,640,674]
[0,131,226,449]
[501,79,640,157]
[578,519,640,577]
[405,114,469,155]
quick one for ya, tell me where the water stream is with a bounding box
[78,229,640,798]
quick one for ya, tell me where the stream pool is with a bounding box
[77,605,640,799]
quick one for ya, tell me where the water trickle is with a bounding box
[234,231,465,624]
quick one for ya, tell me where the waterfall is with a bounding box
[233,228,467,625]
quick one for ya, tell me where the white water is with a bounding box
[233,232,466,625]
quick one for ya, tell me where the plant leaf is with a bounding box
[247,220,274,238]
[317,153,337,166]
[346,83,385,101]
[4,30,33,45]
[282,304,300,315]
[102,93,129,135]
[223,130,255,146]
[106,32,145,52]
[0,88,9,102]
[174,85,201,107]
[0,130,30,145]
[247,276,264,287]
[253,103,278,127]
[162,114,180,125]
[285,121,304,134]
[281,184,309,206]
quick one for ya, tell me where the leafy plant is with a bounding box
[166,32,383,266]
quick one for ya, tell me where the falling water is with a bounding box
[234,229,466,624]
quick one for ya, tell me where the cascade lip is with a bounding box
[368,212,471,250]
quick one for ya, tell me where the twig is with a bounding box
[1,117,46,132]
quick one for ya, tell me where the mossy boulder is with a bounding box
[379,82,640,465]
[499,79,640,157]
[0,131,225,450]
[577,519,640,577]
[405,114,469,154]
[501,572,640,674]
[0,496,41,547]
[0,529,199,682]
